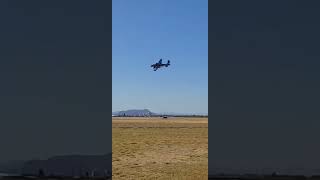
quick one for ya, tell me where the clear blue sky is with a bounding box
[112,0,208,114]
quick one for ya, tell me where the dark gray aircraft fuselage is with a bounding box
[151,59,170,71]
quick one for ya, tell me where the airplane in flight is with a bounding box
[151,59,170,71]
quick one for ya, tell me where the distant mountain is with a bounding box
[158,112,208,116]
[112,109,157,116]
[0,160,26,174]
[21,153,112,177]
[0,154,112,177]
[112,109,207,116]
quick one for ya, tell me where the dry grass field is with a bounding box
[112,117,208,180]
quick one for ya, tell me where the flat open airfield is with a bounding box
[112,117,208,180]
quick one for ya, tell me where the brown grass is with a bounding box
[112,117,208,180]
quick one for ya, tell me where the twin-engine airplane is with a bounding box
[151,59,170,71]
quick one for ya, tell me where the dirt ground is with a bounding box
[112,117,208,180]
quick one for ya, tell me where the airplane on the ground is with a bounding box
[151,59,170,71]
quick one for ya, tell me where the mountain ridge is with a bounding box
[0,154,112,177]
[112,109,208,116]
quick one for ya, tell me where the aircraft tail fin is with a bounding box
[164,60,170,67]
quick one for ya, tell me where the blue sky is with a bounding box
[112,0,208,114]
